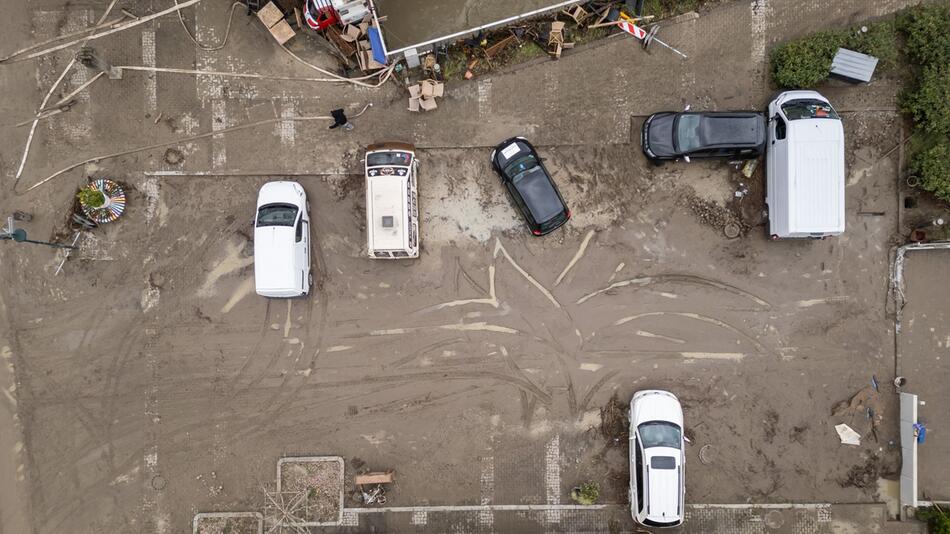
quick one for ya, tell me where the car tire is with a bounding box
[650,159,664,167]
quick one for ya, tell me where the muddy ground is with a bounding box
[0,0,941,532]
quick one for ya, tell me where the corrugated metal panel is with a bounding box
[830,47,879,83]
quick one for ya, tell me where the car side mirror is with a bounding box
[683,155,691,163]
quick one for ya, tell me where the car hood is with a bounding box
[699,114,765,147]
[257,181,305,209]
[646,114,676,157]
[631,391,683,427]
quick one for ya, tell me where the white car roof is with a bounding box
[787,120,845,234]
[367,175,408,251]
[644,447,683,523]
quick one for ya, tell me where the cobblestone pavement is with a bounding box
[332,502,924,533]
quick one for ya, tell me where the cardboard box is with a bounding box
[256,2,284,28]
[341,24,360,42]
[269,19,296,45]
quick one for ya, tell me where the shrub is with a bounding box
[896,3,950,67]
[770,30,842,88]
[844,21,898,69]
[570,482,600,505]
[770,23,897,88]
[901,62,950,136]
[916,505,950,534]
[77,188,105,208]
[912,141,950,204]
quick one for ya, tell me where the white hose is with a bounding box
[174,0,244,52]
[21,104,373,194]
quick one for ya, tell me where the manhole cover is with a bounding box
[151,474,167,490]
[163,148,184,165]
[764,510,785,529]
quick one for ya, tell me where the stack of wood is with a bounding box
[256,2,296,45]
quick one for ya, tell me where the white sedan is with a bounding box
[629,390,685,528]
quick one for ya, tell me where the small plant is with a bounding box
[570,482,600,505]
[77,188,106,208]
[912,141,950,204]
[916,505,950,534]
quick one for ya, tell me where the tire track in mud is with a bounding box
[611,311,772,356]
[307,370,552,405]
[224,227,330,438]
[500,345,547,429]
[224,297,274,393]
[388,337,466,369]
[576,273,772,309]
[579,370,621,413]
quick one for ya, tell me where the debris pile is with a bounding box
[408,79,445,112]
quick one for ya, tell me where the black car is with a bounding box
[641,111,766,163]
[490,137,571,236]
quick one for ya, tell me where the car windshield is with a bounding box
[638,421,682,449]
[367,151,412,167]
[782,99,839,120]
[505,154,539,181]
[675,114,702,152]
[256,203,298,227]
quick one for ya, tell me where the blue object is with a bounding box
[367,28,387,65]
[914,423,927,444]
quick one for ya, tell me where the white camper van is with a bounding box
[365,142,420,259]
[254,181,311,297]
[766,91,845,239]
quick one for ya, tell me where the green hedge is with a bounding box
[916,506,950,534]
[902,63,950,136]
[770,22,897,89]
[912,141,950,204]
[896,4,950,67]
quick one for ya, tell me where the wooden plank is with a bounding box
[355,472,394,485]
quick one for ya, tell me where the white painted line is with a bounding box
[410,510,427,525]
[63,10,93,142]
[211,99,227,170]
[477,79,492,119]
[750,0,771,68]
[479,454,494,528]
[350,504,610,514]
[142,29,157,114]
[544,434,560,524]
[277,100,296,147]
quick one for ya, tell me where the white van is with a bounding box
[254,181,311,297]
[365,142,420,259]
[766,90,845,239]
